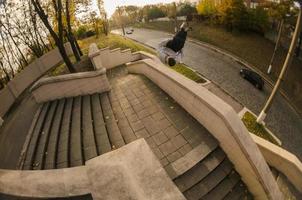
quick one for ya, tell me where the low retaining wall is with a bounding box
[0,43,73,118]
[0,139,184,200]
[30,68,110,103]
[127,58,283,200]
[88,43,142,70]
[252,134,302,193]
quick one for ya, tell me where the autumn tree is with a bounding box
[31,0,76,73]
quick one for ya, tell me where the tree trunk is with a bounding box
[65,0,81,61]
[57,42,76,73]
[74,39,83,56]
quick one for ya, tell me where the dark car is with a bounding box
[126,29,134,34]
[240,69,264,90]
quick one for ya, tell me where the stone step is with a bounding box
[183,159,233,200]
[32,100,58,170]
[70,96,84,167]
[56,98,73,169]
[82,95,98,161]
[174,148,226,192]
[44,99,66,169]
[23,102,50,170]
[201,171,241,200]
[91,94,111,154]
[223,181,248,200]
[108,92,136,144]
[100,93,125,149]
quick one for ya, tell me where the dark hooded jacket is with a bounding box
[166,28,187,53]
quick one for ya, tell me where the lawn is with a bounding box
[134,21,302,116]
[242,111,279,145]
[171,64,206,83]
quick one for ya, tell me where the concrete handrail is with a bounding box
[30,68,106,92]
[127,58,283,200]
[30,68,110,103]
[252,134,302,193]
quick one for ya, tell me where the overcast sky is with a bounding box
[101,0,177,17]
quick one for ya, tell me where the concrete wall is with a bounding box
[0,43,73,118]
[0,139,184,200]
[252,134,302,193]
[127,58,283,200]
[31,68,110,103]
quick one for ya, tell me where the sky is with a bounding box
[102,0,177,17]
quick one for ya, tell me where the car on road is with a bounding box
[126,28,134,34]
[240,68,264,90]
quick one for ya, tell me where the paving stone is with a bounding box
[152,112,165,121]
[159,141,177,156]
[133,127,149,137]
[164,126,179,139]
[130,120,144,132]
[145,137,156,148]
[170,134,187,150]
[157,118,172,130]
[127,113,139,123]
[141,116,161,135]
[137,109,150,119]
[133,103,144,113]
[152,147,165,159]
[123,107,135,116]
[152,132,169,145]
[178,144,193,156]
[160,158,170,167]
[167,151,182,163]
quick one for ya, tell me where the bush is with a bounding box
[247,7,269,34]
[177,3,197,16]
[76,25,88,39]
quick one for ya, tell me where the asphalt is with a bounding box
[113,28,302,160]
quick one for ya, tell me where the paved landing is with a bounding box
[108,66,217,167]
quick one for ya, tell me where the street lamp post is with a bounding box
[267,19,284,74]
[257,1,302,124]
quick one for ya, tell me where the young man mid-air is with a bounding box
[157,22,191,67]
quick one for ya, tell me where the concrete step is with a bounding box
[91,94,111,154]
[82,95,98,161]
[70,96,84,167]
[223,181,248,200]
[183,159,233,200]
[201,171,241,200]
[56,98,73,169]
[44,99,66,169]
[100,93,125,149]
[23,102,50,170]
[174,148,226,192]
[32,100,58,170]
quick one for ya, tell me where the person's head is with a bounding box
[167,56,176,67]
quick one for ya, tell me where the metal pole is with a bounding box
[267,19,284,74]
[257,5,302,124]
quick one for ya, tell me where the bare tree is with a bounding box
[31,0,76,73]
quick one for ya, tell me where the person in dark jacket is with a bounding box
[157,22,191,66]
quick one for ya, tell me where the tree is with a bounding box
[65,0,82,61]
[197,0,216,16]
[31,0,76,73]
[97,0,109,35]
[147,6,165,20]
[217,0,249,31]
[177,3,197,16]
[167,2,178,32]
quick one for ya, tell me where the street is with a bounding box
[113,28,302,160]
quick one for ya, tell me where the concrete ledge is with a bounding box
[0,139,184,200]
[252,134,302,193]
[30,68,111,103]
[127,58,283,200]
[88,43,100,58]
[0,166,90,198]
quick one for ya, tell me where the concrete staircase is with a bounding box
[21,93,123,170]
[172,147,252,200]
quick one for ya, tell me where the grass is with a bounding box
[134,21,302,115]
[171,64,206,83]
[242,111,279,145]
[78,34,155,55]
[48,55,76,76]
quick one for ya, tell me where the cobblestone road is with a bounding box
[113,28,302,160]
